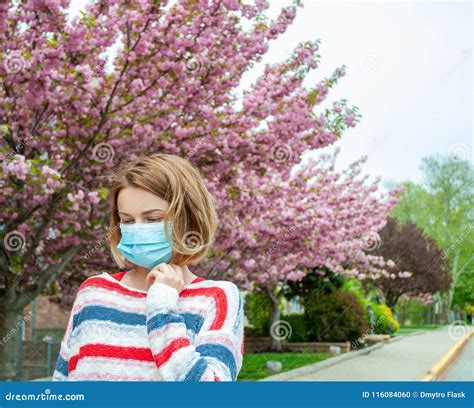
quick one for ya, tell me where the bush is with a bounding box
[372,304,400,334]
[304,290,369,342]
[342,278,371,324]
[244,291,272,336]
[281,314,308,342]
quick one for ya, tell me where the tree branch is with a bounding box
[22,245,83,307]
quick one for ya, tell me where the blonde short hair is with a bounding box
[108,154,218,267]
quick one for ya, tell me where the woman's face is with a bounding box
[117,186,170,224]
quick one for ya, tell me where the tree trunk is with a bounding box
[0,307,25,381]
[447,248,461,315]
[266,286,283,351]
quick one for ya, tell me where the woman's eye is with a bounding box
[147,219,162,223]
[121,220,134,224]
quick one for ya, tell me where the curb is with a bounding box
[419,328,473,381]
[259,342,386,381]
[260,332,410,382]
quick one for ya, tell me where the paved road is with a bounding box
[290,327,463,381]
[441,337,473,381]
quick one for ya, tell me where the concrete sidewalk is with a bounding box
[289,327,461,381]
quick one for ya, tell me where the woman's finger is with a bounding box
[145,269,162,285]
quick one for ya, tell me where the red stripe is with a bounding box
[110,271,126,282]
[68,344,153,372]
[80,276,146,298]
[180,287,228,330]
[153,338,191,368]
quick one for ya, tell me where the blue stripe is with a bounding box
[183,357,208,382]
[196,343,237,380]
[233,293,243,333]
[72,305,145,330]
[147,313,183,333]
[181,313,204,334]
[55,354,68,376]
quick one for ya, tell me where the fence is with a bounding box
[16,340,60,381]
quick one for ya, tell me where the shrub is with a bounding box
[281,314,308,342]
[304,290,369,342]
[372,304,400,334]
[244,290,272,336]
[342,278,371,325]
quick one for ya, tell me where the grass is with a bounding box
[238,352,330,381]
[397,328,421,335]
[396,324,447,336]
[400,324,446,330]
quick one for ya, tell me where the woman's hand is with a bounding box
[145,263,185,293]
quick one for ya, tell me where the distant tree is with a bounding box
[452,271,474,312]
[391,155,474,315]
[370,217,451,309]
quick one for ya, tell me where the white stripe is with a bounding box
[70,357,162,381]
[69,320,150,355]
[74,287,146,314]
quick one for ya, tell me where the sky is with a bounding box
[69,0,473,186]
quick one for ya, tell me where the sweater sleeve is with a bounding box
[145,281,244,381]
[51,306,74,381]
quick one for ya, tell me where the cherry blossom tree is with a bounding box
[196,149,401,349]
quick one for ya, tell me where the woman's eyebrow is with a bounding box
[118,209,165,216]
[142,209,165,215]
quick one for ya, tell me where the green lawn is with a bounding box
[397,328,420,335]
[401,324,446,330]
[397,324,446,336]
[238,352,330,381]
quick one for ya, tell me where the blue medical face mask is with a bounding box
[116,221,173,270]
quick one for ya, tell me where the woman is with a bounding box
[52,154,244,381]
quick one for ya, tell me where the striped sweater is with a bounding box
[52,271,244,381]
